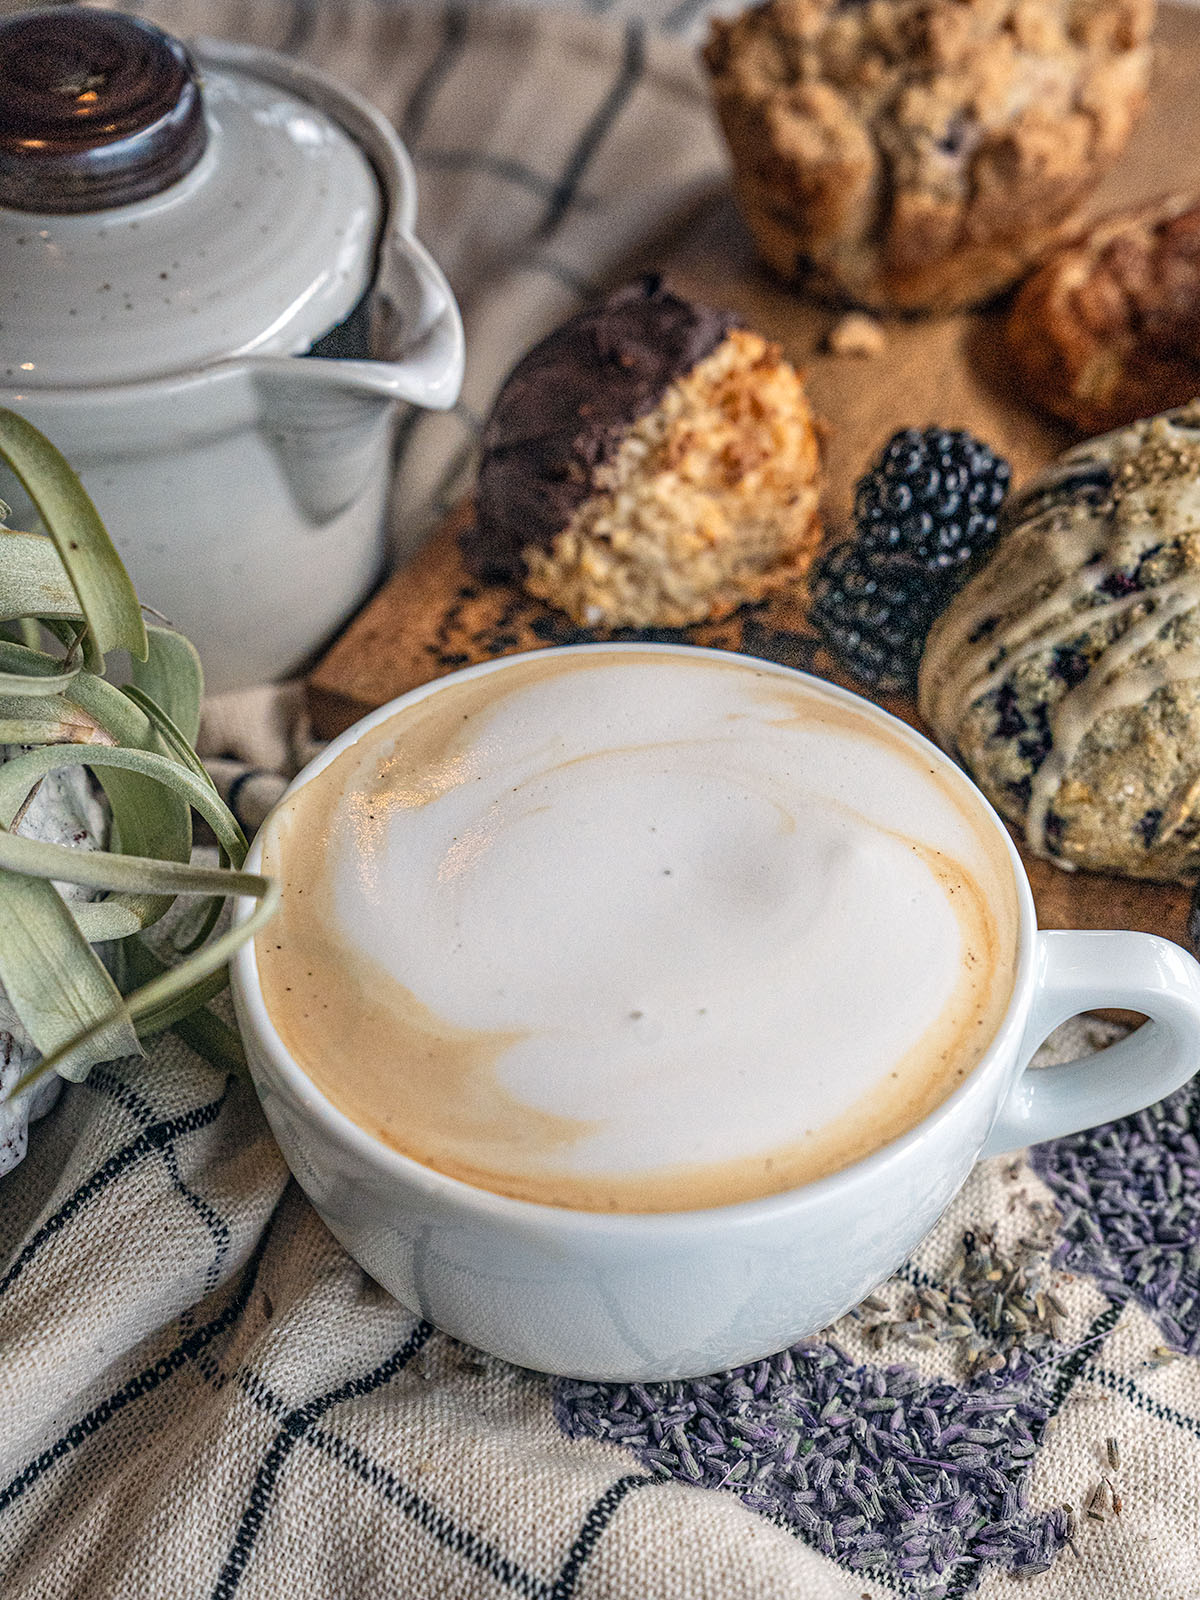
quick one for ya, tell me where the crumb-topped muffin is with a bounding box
[919,406,1200,881]
[703,0,1154,313]
[1007,194,1200,436]
[463,278,823,630]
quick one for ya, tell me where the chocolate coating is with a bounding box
[466,277,738,579]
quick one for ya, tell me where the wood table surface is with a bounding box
[309,2,1200,949]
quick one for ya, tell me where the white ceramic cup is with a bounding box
[231,645,1200,1381]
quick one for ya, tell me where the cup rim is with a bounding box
[230,642,1038,1234]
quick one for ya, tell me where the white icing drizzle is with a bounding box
[921,514,1108,735]
[918,411,1200,863]
[959,572,1160,718]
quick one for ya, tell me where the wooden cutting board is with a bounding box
[309,3,1200,949]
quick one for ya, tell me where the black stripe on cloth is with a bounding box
[894,1260,934,1290]
[401,6,470,147]
[279,0,318,55]
[662,0,711,35]
[89,1068,233,1295]
[416,150,586,206]
[515,253,598,300]
[236,1368,290,1423]
[0,1227,269,1515]
[234,1363,658,1599]
[1047,1303,1124,1412]
[235,1365,553,1595]
[224,768,271,834]
[894,1262,1125,1432]
[308,1422,554,1598]
[538,20,646,238]
[549,1473,661,1599]
[0,1080,231,1302]
[1080,1362,1200,1440]
[210,1322,438,1600]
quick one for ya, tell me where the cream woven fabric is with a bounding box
[3,5,1200,1598]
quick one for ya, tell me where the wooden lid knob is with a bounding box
[0,9,206,213]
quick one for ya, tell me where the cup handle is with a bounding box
[980,929,1200,1157]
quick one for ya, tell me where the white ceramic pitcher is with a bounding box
[0,11,464,691]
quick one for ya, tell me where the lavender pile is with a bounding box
[1033,1077,1200,1355]
[858,1218,1069,1374]
[556,1340,1065,1594]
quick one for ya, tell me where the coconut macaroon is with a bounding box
[919,406,1200,883]
[463,278,822,630]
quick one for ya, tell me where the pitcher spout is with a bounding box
[370,230,465,409]
[242,224,463,524]
[246,228,464,413]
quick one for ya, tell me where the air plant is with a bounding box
[0,408,278,1171]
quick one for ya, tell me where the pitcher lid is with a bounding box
[0,9,381,388]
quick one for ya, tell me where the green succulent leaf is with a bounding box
[169,1002,248,1077]
[8,876,278,1101]
[0,618,46,650]
[0,716,102,746]
[0,868,142,1081]
[69,901,150,942]
[121,684,218,798]
[0,828,262,898]
[121,939,247,1072]
[0,638,82,696]
[0,743,246,865]
[61,670,194,931]
[41,618,86,652]
[0,406,278,1103]
[0,410,147,669]
[0,532,82,624]
[130,625,204,746]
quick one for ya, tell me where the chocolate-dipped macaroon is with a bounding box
[464,278,822,629]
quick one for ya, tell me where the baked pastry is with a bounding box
[702,0,1154,313]
[463,278,823,630]
[1007,194,1200,435]
[919,405,1200,882]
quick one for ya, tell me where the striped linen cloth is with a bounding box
[3,4,1200,1598]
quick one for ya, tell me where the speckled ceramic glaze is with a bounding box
[0,23,463,691]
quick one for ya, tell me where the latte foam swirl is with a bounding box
[256,652,1019,1210]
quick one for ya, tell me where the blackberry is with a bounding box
[854,427,1011,574]
[809,543,939,693]
[813,425,1013,693]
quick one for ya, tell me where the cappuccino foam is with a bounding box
[256,651,1020,1211]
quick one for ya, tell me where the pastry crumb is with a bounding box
[826,314,886,358]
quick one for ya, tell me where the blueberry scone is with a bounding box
[919,406,1200,881]
[703,0,1154,313]
[463,278,823,630]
